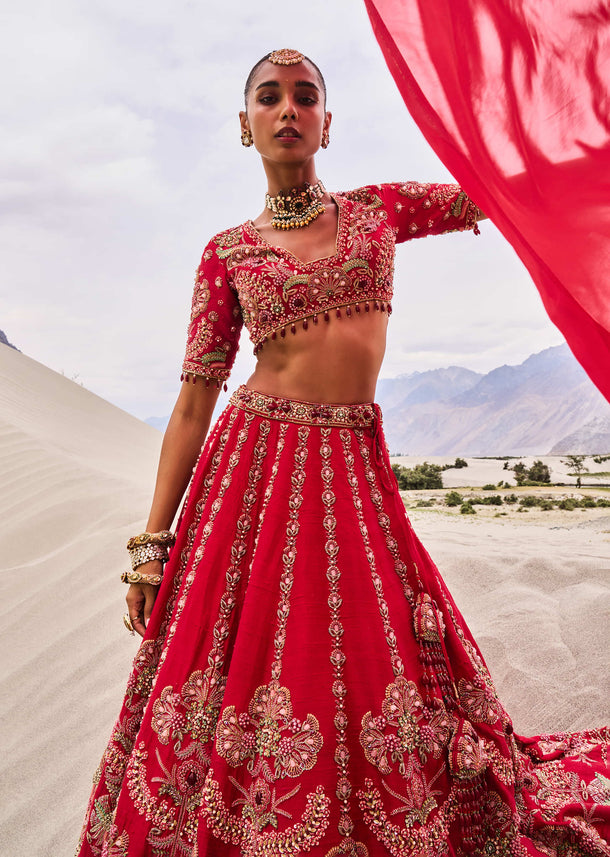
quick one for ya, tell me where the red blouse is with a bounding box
[181,182,480,385]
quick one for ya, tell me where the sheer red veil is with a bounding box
[364,0,610,400]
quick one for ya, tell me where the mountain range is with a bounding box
[376,344,610,455]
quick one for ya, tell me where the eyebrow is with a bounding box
[255,80,320,92]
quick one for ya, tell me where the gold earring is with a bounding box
[321,129,330,149]
[241,129,253,147]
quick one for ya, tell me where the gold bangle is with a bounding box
[121,570,163,586]
[126,530,175,551]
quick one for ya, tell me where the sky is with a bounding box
[1,0,565,420]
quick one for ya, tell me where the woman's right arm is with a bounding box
[127,379,221,636]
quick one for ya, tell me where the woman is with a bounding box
[77,50,610,857]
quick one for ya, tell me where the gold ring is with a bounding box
[123,613,135,634]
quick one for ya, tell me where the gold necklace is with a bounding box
[265,180,326,230]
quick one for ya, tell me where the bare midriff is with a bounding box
[246,306,388,405]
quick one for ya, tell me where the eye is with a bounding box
[299,96,318,105]
[258,94,277,105]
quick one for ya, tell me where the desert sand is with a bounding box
[1,344,608,857]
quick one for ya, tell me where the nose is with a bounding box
[280,97,299,121]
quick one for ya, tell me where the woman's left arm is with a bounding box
[343,182,485,240]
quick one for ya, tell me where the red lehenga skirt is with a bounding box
[77,386,610,857]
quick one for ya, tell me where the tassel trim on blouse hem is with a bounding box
[252,299,393,355]
[180,373,229,392]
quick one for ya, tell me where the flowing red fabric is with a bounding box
[364,0,610,401]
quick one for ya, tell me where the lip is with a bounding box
[275,127,301,139]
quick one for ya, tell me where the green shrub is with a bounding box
[393,462,443,490]
[511,460,551,485]
[442,457,468,471]
[482,483,496,491]
[460,502,476,515]
[504,494,518,504]
[596,498,610,507]
[540,500,554,511]
[519,496,541,507]
[558,498,577,511]
[416,499,435,507]
[470,495,503,506]
[445,491,463,507]
[528,460,551,483]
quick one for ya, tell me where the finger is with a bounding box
[131,612,146,638]
[144,587,158,625]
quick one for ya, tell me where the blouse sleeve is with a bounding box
[343,182,482,244]
[181,237,243,385]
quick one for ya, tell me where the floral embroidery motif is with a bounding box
[102,827,130,857]
[182,257,241,381]
[85,795,116,854]
[202,681,328,853]
[151,669,226,750]
[215,682,322,777]
[230,194,394,350]
[589,773,610,806]
[360,676,456,777]
[448,718,488,780]
[124,669,227,855]
[458,676,503,725]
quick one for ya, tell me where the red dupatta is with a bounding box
[364,0,610,400]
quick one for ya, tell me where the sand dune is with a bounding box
[0,344,608,857]
[0,345,162,857]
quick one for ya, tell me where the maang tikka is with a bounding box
[268,49,304,66]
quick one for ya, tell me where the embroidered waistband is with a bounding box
[230,386,376,428]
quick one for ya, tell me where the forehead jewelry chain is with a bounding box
[265,180,326,230]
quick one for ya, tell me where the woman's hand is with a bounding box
[125,559,162,637]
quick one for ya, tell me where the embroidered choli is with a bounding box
[181,182,480,384]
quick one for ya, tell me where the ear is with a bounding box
[239,110,250,134]
[323,111,332,134]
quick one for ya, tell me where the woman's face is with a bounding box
[240,59,331,165]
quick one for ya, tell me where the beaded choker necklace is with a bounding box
[265,180,326,230]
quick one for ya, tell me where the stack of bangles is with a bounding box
[120,530,175,587]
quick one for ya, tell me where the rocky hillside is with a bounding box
[377,345,610,455]
[0,329,18,350]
